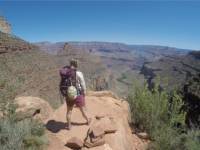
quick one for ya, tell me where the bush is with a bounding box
[0,118,48,150]
[30,120,45,137]
[0,51,48,150]
[127,83,199,150]
[0,102,48,150]
[23,135,48,150]
[183,129,200,150]
[128,84,185,135]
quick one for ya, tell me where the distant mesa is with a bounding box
[0,16,11,34]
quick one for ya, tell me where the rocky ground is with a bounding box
[15,91,149,150]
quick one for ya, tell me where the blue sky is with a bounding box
[0,1,200,50]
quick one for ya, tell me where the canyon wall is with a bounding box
[0,16,11,34]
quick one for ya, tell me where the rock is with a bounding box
[136,132,149,140]
[91,135,105,144]
[46,91,148,150]
[87,91,118,99]
[104,144,113,150]
[90,125,105,138]
[66,137,83,149]
[95,115,105,120]
[84,127,106,148]
[83,144,113,150]
[14,96,53,122]
[97,117,117,134]
[95,113,114,120]
[47,133,68,150]
[84,135,105,148]
[0,16,11,34]
[82,147,88,150]
[84,116,117,149]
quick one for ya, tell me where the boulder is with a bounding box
[91,135,105,144]
[46,90,148,150]
[83,116,117,149]
[136,132,149,140]
[66,137,83,149]
[14,96,53,122]
[90,125,105,138]
[84,126,106,148]
[84,135,105,148]
[96,117,117,134]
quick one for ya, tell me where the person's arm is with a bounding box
[77,71,86,95]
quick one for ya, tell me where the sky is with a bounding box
[0,0,200,50]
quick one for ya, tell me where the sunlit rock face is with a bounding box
[0,16,11,34]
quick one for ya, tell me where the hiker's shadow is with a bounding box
[46,120,67,133]
[46,120,87,133]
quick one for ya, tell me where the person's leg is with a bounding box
[79,106,91,125]
[66,103,73,130]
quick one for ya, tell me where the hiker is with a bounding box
[59,59,91,130]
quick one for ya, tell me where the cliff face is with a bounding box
[0,17,35,54]
[36,42,191,97]
[0,31,36,54]
[140,51,200,91]
[0,16,11,34]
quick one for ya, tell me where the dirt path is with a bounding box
[45,91,147,150]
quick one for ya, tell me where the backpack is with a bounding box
[59,66,78,101]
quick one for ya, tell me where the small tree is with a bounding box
[128,83,186,149]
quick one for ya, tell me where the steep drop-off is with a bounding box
[0,32,108,108]
[140,51,200,91]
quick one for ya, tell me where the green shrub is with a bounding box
[30,121,45,137]
[128,83,187,150]
[0,118,47,150]
[128,83,185,134]
[183,129,200,150]
[0,101,47,150]
[23,135,48,150]
[0,51,49,150]
[148,125,185,150]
